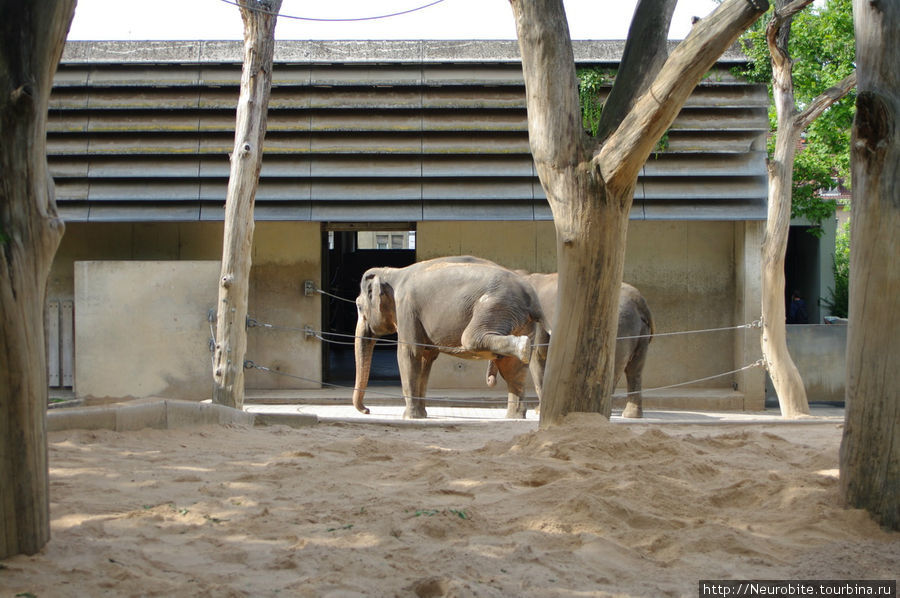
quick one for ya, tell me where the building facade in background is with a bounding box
[47,40,769,410]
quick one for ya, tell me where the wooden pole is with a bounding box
[212,0,281,409]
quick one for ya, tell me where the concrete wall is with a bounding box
[417,220,764,404]
[74,260,220,402]
[245,222,321,390]
[52,221,322,400]
[53,219,764,407]
[766,324,847,403]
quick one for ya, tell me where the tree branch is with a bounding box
[510,0,588,169]
[595,0,677,141]
[766,0,811,81]
[596,0,769,192]
[775,0,813,20]
[794,71,857,131]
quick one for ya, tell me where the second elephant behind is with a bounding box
[487,273,655,418]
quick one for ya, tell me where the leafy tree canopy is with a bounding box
[735,0,855,226]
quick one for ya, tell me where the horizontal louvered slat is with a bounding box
[48,40,769,222]
[641,152,766,177]
[641,177,768,200]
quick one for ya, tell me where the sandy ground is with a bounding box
[2,414,898,597]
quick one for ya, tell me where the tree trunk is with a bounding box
[0,0,75,558]
[761,1,857,417]
[212,0,281,409]
[541,176,630,421]
[511,0,768,426]
[839,0,899,531]
[761,3,809,416]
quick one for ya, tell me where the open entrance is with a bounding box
[321,223,417,384]
[785,225,821,325]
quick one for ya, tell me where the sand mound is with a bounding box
[2,415,897,597]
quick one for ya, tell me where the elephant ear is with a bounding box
[364,271,396,333]
[365,272,382,311]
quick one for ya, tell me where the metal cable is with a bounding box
[303,284,762,344]
[244,359,764,404]
[611,360,764,397]
[243,361,537,406]
[316,288,357,305]
[217,0,448,22]
[252,320,760,352]
[616,320,762,341]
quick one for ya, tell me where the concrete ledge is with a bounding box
[62,40,749,66]
[47,399,255,432]
[253,413,319,428]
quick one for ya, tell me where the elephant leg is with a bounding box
[460,304,532,363]
[492,357,528,419]
[621,340,649,419]
[398,345,437,419]
[528,323,549,416]
[412,351,437,418]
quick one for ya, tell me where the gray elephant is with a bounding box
[352,256,549,419]
[486,273,654,418]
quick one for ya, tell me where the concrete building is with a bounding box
[46,40,768,410]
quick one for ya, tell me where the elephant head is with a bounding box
[352,270,397,414]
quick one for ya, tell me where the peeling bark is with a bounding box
[213,0,281,409]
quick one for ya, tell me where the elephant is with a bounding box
[486,273,655,418]
[352,256,549,419]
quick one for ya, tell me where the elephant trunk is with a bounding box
[352,316,376,414]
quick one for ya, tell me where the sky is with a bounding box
[68,0,720,41]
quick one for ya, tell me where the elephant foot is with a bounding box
[403,406,428,419]
[621,402,643,419]
[505,407,527,419]
[514,335,531,364]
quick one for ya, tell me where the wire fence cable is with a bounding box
[217,0,448,22]
[243,359,764,403]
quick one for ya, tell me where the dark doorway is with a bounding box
[784,225,820,325]
[321,224,416,384]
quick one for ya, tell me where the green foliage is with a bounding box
[576,67,614,136]
[577,67,669,154]
[821,218,850,317]
[735,0,855,227]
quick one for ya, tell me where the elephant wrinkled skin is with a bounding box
[486,273,655,418]
[352,256,549,419]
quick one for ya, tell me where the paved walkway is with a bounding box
[245,402,845,426]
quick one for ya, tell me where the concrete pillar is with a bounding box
[734,220,766,410]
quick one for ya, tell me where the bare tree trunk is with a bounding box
[0,0,74,558]
[840,0,899,531]
[212,0,281,409]
[511,0,768,426]
[761,0,857,417]
[761,0,811,417]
